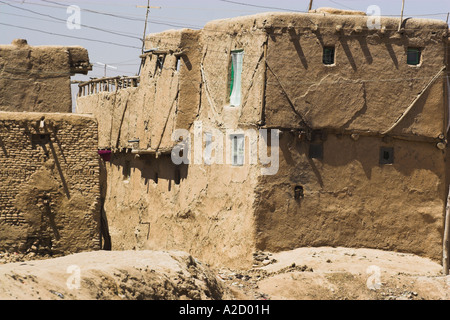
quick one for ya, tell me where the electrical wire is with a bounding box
[217,0,303,12]
[0,0,143,41]
[0,22,142,49]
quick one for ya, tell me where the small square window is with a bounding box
[380,147,394,165]
[323,47,335,65]
[407,48,421,65]
[309,143,323,160]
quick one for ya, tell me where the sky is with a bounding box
[0,0,449,106]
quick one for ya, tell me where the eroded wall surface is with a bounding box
[77,30,202,151]
[78,11,449,267]
[101,154,259,269]
[0,112,101,255]
[261,13,448,139]
[255,132,446,261]
[0,39,91,113]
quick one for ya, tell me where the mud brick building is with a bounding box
[0,40,100,255]
[77,8,450,269]
[0,39,91,113]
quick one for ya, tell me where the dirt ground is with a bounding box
[0,247,449,300]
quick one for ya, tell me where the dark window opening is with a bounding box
[156,55,165,71]
[380,147,394,165]
[294,186,304,200]
[407,48,421,65]
[309,143,323,160]
[323,47,335,65]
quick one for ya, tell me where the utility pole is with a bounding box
[398,0,405,31]
[308,0,313,12]
[96,62,117,77]
[137,1,161,54]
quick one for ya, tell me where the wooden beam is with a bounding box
[398,0,405,32]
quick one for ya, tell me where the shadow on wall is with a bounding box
[106,152,189,192]
[278,130,443,187]
[99,159,111,250]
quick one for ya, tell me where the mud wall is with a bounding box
[0,112,101,255]
[101,153,259,269]
[77,12,449,267]
[261,13,449,139]
[254,132,446,261]
[78,27,265,268]
[0,39,91,113]
[77,29,202,151]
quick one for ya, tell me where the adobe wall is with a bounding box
[100,153,259,269]
[0,112,101,255]
[260,13,449,139]
[254,132,446,261]
[77,29,202,151]
[77,28,262,268]
[77,11,449,267]
[0,39,91,113]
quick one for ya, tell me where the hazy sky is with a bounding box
[0,0,449,83]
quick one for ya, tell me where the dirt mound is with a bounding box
[218,247,450,300]
[0,250,231,300]
[1,247,449,300]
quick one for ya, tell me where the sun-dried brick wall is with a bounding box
[0,112,101,255]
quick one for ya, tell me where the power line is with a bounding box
[0,0,143,41]
[41,0,145,22]
[0,11,143,39]
[39,0,203,29]
[327,0,355,11]
[217,0,303,12]
[0,22,141,49]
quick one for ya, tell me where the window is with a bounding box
[294,186,304,200]
[156,55,165,72]
[229,50,244,106]
[407,48,421,66]
[309,143,323,160]
[231,134,245,166]
[380,147,394,165]
[323,47,335,65]
[176,57,181,72]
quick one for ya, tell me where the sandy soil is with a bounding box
[0,250,231,300]
[0,247,449,300]
[216,247,450,300]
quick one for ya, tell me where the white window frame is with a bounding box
[229,50,244,107]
